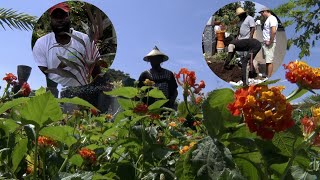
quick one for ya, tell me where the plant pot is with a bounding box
[216,40,225,49]
[216,31,225,41]
[17,65,32,85]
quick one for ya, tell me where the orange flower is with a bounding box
[193,121,202,126]
[3,73,17,84]
[20,82,31,96]
[301,108,320,146]
[228,85,294,140]
[179,145,190,154]
[178,117,186,123]
[168,122,177,127]
[195,96,203,104]
[90,108,98,116]
[105,114,113,120]
[283,61,320,89]
[38,136,56,148]
[79,148,96,163]
[198,80,205,88]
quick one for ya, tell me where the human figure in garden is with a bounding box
[223,38,262,86]
[138,46,178,109]
[259,7,278,78]
[235,7,255,40]
[32,2,100,96]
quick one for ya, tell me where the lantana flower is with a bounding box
[133,103,148,115]
[228,85,295,140]
[3,73,17,84]
[301,107,320,146]
[283,61,320,89]
[79,148,97,163]
[143,79,155,86]
[38,136,56,148]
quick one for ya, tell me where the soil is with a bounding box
[208,62,242,82]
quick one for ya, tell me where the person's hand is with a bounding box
[265,41,271,46]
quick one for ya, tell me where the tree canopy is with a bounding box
[0,8,36,31]
[274,0,320,58]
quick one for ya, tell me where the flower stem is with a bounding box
[58,152,70,173]
[33,130,39,180]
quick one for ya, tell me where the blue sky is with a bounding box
[0,0,319,103]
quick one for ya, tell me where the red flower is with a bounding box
[195,96,203,104]
[20,82,31,96]
[133,103,148,114]
[149,113,160,120]
[198,80,205,88]
[38,136,56,148]
[90,108,98,116]
[79,148,96,163]
[193,121,202,126]
[301,115,320,146]
[228,85,294,140]
[3,73,17,84]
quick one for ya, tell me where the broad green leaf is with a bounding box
[291,166,317,180]
[103,127,118,137]
[0,119,19,136]
[58,97,95,109]
[129,115,147,126]
[234,157,260,180]
[20,92,63,127]
[203,88,239,139]
[0,97,29,114]
[40,126,77,147]
[12,138,28,172]
[177,101,198,118]
[148,88,166,99]
[270,163,287,177]
[69,154,83,167]
[117,98,134,110]
[272,126,303,157]
[286,88,308,102]
[148,99,168,110]
[35,87,46,96]
[93,173,117,180]
[104,87,138,98]
[254,139,289,165]
[86,144,99,150]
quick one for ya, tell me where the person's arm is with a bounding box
[248,16,256,39]
[249,27,255,39]
[269,26,276,43]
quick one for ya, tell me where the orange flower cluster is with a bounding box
[133,103,148,115]
[38,136,56,148]
[301,107,320,146]
[3,73,17,84]
[228,85,295,140]
[179,142,196,154]
[283,61,320,89]
[175,68,205,95]
[20,82,31,96]
[79,148,96,163]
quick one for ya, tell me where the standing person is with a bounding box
[32,2,100,96]
[138,46,178,109]
[224,38,262,86]
[259,7,278,78]
[236,7,255,39]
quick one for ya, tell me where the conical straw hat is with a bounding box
[143,46,169,62]
[236,7,246,16]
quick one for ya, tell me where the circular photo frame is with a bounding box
[202,1,286,86]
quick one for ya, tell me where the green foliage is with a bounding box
[214,2,241,35]
[243,1,256,17]
[203,88,240,139]
[0,8,36,31]
[273,0,320,58]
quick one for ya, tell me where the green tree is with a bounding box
[214,2,241,36]
[274,0,320,58]
[244,1,256,17]
[0,8,36,31]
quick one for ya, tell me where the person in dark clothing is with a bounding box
[138,46,178,109]
[224,38,262,86]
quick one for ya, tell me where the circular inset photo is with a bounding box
[31,1,117,88]
[202,1,286,86]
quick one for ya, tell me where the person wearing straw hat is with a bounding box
[138,46,178,109]
[259,7,278,78]
[236,7,255,40]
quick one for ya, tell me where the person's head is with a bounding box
[236,7,247,20]
[259,7,272,18]
[143,46,169,68]
[49,3,71,35]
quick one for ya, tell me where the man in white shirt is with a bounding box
[259,7,278,78]
[33,3,100,95]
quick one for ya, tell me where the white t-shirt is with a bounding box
[33,29,93,87]
[263,15,278,42]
